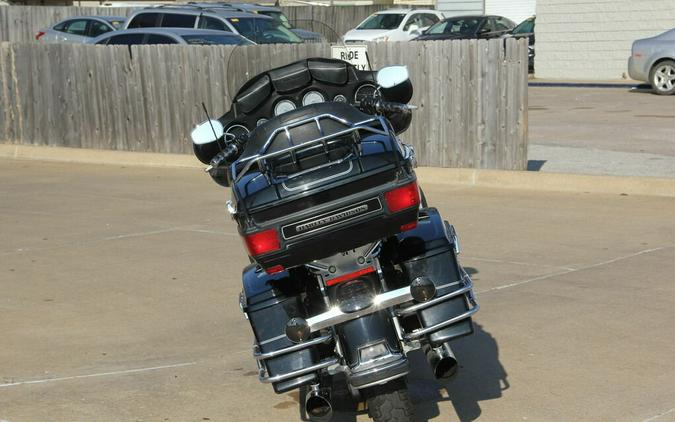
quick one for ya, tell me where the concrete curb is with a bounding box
[3,144,675,198]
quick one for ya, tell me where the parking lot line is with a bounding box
[0,362,197,389]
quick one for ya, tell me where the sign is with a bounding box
[331,44,370,71]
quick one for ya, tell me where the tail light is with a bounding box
[35,31,46,41]
[384,181,420,213]
[243,228,281,257]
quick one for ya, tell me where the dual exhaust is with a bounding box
[303,343,457,421]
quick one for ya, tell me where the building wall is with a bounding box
[436,0,483,17]
[485,0,535,24]
[536,0,675,80]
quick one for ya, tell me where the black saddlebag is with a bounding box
[395,208,476,345]
[242,265,320,393]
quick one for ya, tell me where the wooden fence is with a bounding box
[0,39,528,169]
[0,5,391,43]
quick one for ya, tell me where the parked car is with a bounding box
[506,16,535,73]
[187,2,324,42]
[629,28,675,95]
[88,28,254,46]
[124,6,302,44]
[35,16,125,43]
[343,9,444,43]
[414,15,515,41]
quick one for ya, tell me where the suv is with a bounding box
[343,9,444,43]
[188,2,324,42]
[124,6,302,44]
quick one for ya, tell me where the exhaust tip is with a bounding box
[426,343,459,380]
[305,390,333,422]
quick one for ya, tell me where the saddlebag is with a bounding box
[395,208,477,345]
[242,265,322,393]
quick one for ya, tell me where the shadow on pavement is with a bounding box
[527,160,547,171]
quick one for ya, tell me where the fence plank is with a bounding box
[0,41,528,170]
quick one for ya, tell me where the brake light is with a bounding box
[265,265,285,274]
[384,182,420,212]
[35,31,46,41]
[243,229,281,256]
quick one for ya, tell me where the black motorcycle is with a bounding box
[190,55,479,422]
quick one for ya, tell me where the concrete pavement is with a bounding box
[1,159,675,422]
[529,87,675,178]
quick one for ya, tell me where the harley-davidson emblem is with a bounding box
[282,198,382,239]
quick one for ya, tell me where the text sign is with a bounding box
[331,44,370,70]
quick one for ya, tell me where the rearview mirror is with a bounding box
[376,66,410,89]
[191,119,224,145]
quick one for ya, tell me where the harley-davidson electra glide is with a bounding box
[190,45,479,421]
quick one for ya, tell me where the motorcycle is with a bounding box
[190,41,479,421]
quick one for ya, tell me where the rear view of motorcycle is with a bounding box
[190,31,479,421]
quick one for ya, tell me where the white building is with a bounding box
[535,0,675,80]
[436,0,535,24]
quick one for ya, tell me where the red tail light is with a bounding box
[35,31,46,40]
[384,182,420,213]
[326,266,376,287]
[265,265,285,274]
[400,221,418,232]
[243,229,281,256]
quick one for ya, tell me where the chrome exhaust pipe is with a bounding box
[426,342,458,380]
[305,384,333,422]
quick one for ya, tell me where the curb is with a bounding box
[528,82,650,89]
[3,144,675,198]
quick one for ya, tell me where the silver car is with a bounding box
[628,28,675,95]
[88,27,254,46]
[36,16,125,44]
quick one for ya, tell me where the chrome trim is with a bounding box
[259,358,339,384]
[402,303,479,341]
[354,372,409,390]
[253,334,333,361]
[307,285,413,332]
[395,278,473,316]
[281,160,353,192]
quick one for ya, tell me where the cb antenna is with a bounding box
[201,102,226,155]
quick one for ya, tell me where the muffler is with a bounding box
[426,342,458,380]
[305,384,333,422]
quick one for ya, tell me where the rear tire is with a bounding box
[649,60,675,95]
[363,378,415,422]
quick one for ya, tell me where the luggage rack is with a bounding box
[230,113,396,187]
[253,333,336,383]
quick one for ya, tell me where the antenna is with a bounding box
[202,102,225,155]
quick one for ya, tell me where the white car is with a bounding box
[343,9,444,43]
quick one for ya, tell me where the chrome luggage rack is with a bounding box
[253,333,336,383]
[230,113,400,188]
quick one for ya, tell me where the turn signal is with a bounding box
[384,182,420,212]
[243,229,280,256]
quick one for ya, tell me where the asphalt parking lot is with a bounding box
[1,159,675,422]
[529,87,675,178]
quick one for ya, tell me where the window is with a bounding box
[481,19,495,33]
[421,14,440,27]
[182,34,253,45]
[427,18,481,36]
[89,21,112,37]
[512,18,534,35]
[160,14,196,28]
[127,13,161,29]
[53,21,67,32]
[198,16,231,32]
[403,14,424,31]
[65,20,88,36]
[258,11,292,29]
[357,13,405,30]
[494,17,514,31]
[227,18,301,44]
[105,33,145,45]
[146,34,178,44]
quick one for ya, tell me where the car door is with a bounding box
[478,18,499,39]
[492,16,515,37]
[62,19,90,43]
[103,33,147,45]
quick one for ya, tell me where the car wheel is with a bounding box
[649,60,675,95]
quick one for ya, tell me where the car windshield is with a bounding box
[227,17,301,43]
[258,11,293,29]
[182,34,254,45]
[357,13,405,30]
[512,18,534,34]
[426,18,481,35]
